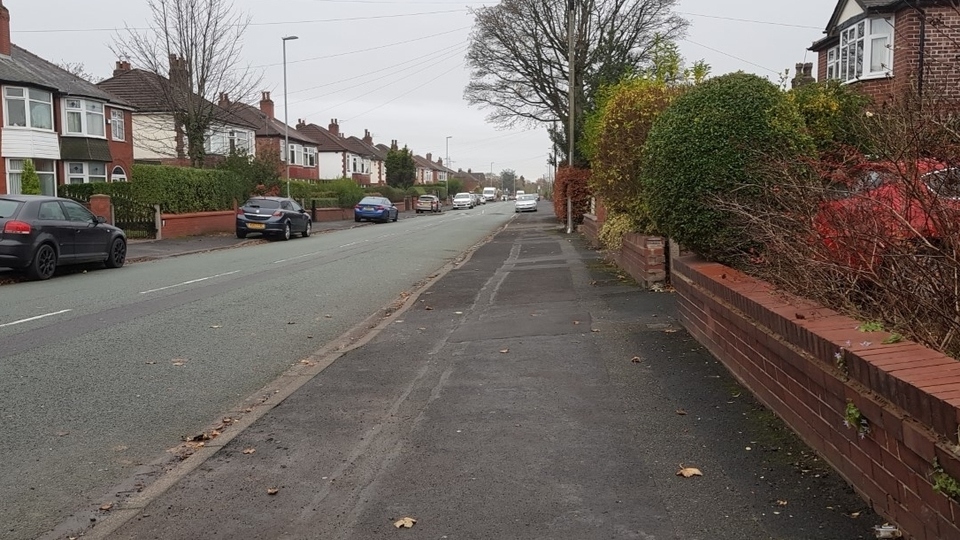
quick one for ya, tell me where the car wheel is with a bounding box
[105,237,127,269]
[236,229,247,239]
[302,221,312,238]
[280,222,291,241]
[355,216,361,223]
[416,210,421,214]
[27,243,57,281]
[392,212,398,222]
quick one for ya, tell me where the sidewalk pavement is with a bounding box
[70,212,880,540]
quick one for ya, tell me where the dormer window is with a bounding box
[826,17,893,82]
[64,98,105,137]
[4,87,53,130]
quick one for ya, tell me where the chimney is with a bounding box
[438,158,443,166]
[259,91,274,118]
[0,1,10,57]
[113,60,131,78]
[218,92,230,108]
[791,62,816,89]
[391,139,398,151]
[169,54,191,93]
[426,153,432,162]
[328,118,340,136]
[363,129,372,145]
[296,118,307,130]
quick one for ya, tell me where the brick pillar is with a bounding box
[89,194,113,224]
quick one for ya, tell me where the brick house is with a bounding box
[97,59,258,167]
[221,92,319,181]
[810,0,960,105]
[0,1,133,195]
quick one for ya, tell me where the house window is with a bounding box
[351,157,358,173]
[286,143,307,166]
[111,166,127,182]
[5,87,53,130]
[228,130,251,154]
[64,98,106,137]
[67,162,107,184]
[7,158,56,195]
[305,148,316,167]
[111,109,125,141]
[827,17,893,82]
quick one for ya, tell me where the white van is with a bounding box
[482,186,497,202]
[515,190,525,199]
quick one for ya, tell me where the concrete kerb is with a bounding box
[63,216,516,540]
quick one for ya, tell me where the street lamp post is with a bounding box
[445,135,452,198]
[282,35,299,198]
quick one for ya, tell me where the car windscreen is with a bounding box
[0,199,21,218]
[243,199,281,209]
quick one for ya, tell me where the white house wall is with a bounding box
[1,129,60,159]
[132,113,177,160]
[837,0,863,24]
[319,152,344,180]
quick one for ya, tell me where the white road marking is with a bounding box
[339,242,358,248]
[0,309,73,328]
[273,250,325,264]
[139,271,241,294]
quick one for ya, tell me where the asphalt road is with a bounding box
[0,203,515,540]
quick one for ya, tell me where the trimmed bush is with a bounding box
[553,166,591,225]
[642,72,813,262]
[21,159,41,195]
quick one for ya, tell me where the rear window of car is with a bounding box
[0,199,21,218]
[358,197,384,205]
[518,194,537,200]
[455,193,471,198]
[419,195,436,201]
[243,199,281,209]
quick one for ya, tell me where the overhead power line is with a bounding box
[678,11,822,30]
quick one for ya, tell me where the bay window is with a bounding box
[5,87,53,130]
[7,158,56,195]
[827,16,893,82]
[305,147,317,167]
[67,162,107,184]
[64,98,106,137]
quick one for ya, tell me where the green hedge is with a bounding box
[61,165,249,213]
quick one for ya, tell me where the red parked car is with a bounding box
[813,159,959,271]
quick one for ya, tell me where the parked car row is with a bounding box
[236,196,312,240]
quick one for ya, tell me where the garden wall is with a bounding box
[161,210,234,238]
[672,255,960,540]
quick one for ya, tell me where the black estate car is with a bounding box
[236,196,312,240]
[0,195,127,280]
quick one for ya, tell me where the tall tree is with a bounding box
[386,147,416,188]
[465,0,687,167]
[20,159,41,195]
[113,0,261,167]
[500,169,518,194]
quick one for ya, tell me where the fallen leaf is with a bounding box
[676,409,687,415]
[267,487,279,495]
[210,325,222,329]
[99,503,113,511]
[794,313,806,320]
[676,465,703,478]
[663,328,677,333]
[591,328,600,333]
[299,360,315,366]
[287,321,296,325]
[424,306,434,311]
[500,349,509,354]
[393,517,417,529]
[145,361,156,365]
[849,511,861,518]
[776,499,788,507]
[171,358,187,366]
[631,356,642,363]
[242,448,256,455]
[455,311,463,315]
[324,314,333,318]
[573,320,580,325]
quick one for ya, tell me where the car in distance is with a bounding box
[452,192,475,210]
[515,193,539,213]
[354,196,398,223]
[0,194,127,280]
[236,196,312,240]
[415,194,441,213]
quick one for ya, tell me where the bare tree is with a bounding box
[112,0,261,167]
[56,62,102,83]
[464,0,687,166]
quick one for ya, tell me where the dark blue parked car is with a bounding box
[354,196,398,223]
[236,196,312,240]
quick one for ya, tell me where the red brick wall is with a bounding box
[312,208,353,222]
[613,233,666,287]
[161,210,235,238]
[256,137,319,181]
[107,107,134,180]
[579,214,600,248]
[673,255,960,540]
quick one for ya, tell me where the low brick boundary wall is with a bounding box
[672,255,960,539]
[580,214,600,248]
[313,208,354,222]
[161,210,235,238]
[614,233,666,288]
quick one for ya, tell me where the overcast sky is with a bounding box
[7,0,838,182]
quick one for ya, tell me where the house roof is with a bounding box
[342,136,379,159]
[229,102,318,145]
[296,123,349,152]
[97,69,258,129]
[0,45,127,105]
[370,144,390,160]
